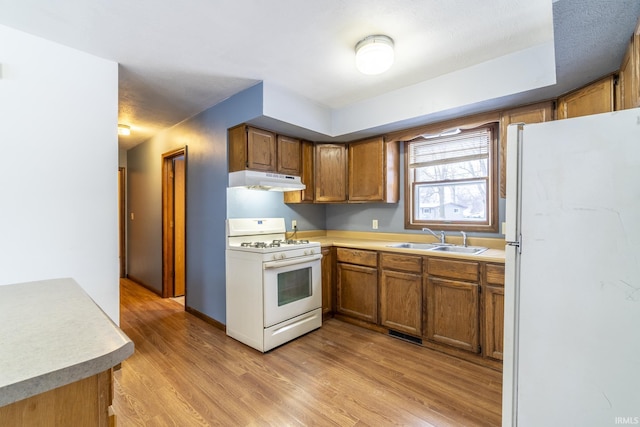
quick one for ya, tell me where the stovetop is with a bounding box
[226,218,320,253]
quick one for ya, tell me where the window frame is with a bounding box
[403,122,499,233]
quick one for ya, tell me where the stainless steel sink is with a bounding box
[385,242,442,250]
[430,245,488,255]
[386,242,488,255]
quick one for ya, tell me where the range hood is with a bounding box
[228,170,305,192]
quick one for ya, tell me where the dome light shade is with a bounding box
[118,124,131,136]
[355,35,394,75]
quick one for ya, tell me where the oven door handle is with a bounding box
[263,254,323,269]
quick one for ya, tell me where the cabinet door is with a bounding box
[557,75,615,120]
[277,135,301,175]
[315,144,347,202]
[321,247,334,319]
[284,140,314,203]
[247,127,276,171]
[619,30,639,110]
[483,285,504,360]
[380,269,422,336]
[426,277,480,353]
[348,137,399,203]
[499,102,554,198]
[336,262,378,323]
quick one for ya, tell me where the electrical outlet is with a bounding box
[372,219,378,230]
[291,219,297,229]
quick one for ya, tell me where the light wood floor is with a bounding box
[114,279,502,426]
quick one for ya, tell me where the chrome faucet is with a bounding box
[461,231,468,247]
[422,227,446,244]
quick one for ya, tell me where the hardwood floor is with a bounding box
[114,279,502,426]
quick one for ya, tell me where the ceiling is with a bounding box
[1,0,638,150]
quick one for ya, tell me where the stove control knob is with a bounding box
[280,253,286,259]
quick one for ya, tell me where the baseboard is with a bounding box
[185,306,226,332]
[125,275,161,296]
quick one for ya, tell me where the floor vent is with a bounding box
[388,330,422,345]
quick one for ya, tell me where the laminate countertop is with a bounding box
[301,231,506,263]
[0,278,134,407]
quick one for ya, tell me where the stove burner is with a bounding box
[286,239,310,245]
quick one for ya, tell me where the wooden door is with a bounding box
[483,285,504,360]
[118,167,126,278]
[162,148,187,299]
[173,156,186,297]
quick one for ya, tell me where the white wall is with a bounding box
[0,25,120,323]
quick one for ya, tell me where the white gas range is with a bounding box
[225,218,322,352]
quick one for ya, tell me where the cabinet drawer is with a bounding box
[336,248,377,267]
[485,264,505,286]
[379,252,422,274]
[427,258,479,282]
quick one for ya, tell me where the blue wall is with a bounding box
[127,83,265,323]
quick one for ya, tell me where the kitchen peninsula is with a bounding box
[0,278,134,426]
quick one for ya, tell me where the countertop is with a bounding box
[299,230,506,263]
[0,278,134,407]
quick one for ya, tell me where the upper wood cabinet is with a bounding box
[499,101,554,198]
[619,19,640,110]
[228,124,301,175]
[283,140,315,203]
[348,137,399,203]
[314,143,348,203]
[276,135,301,175]
[557,75,615,120]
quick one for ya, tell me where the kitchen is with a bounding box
[1,0,640,425]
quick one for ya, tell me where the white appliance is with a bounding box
[503,108,640,426]
[225,218,322,352]
[228,170,305,191]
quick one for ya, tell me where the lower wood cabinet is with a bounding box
[336,248,378,323]
[0,369,115,427]
[483,263,505,360]
[327,246,505,368]
[321,247,334,319]
[425,258,480,353]
[483,285,504,360]
[426,276,480,353]
[379,252,423,336]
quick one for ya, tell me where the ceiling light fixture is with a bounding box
[118,124,131,136]
[355,35,395,75]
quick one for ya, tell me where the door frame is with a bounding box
[161,147,187,299]
[118,167,126,278]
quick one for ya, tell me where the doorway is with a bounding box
[162,147,187,300]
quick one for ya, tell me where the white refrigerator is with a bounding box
[502,108,640,426]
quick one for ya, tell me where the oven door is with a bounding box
[263,253,322,327]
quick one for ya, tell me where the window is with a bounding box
[405,124,498,232]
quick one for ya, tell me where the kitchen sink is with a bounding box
[385,242,442,250]
[430,245,488,255]
[386,242,488,255]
